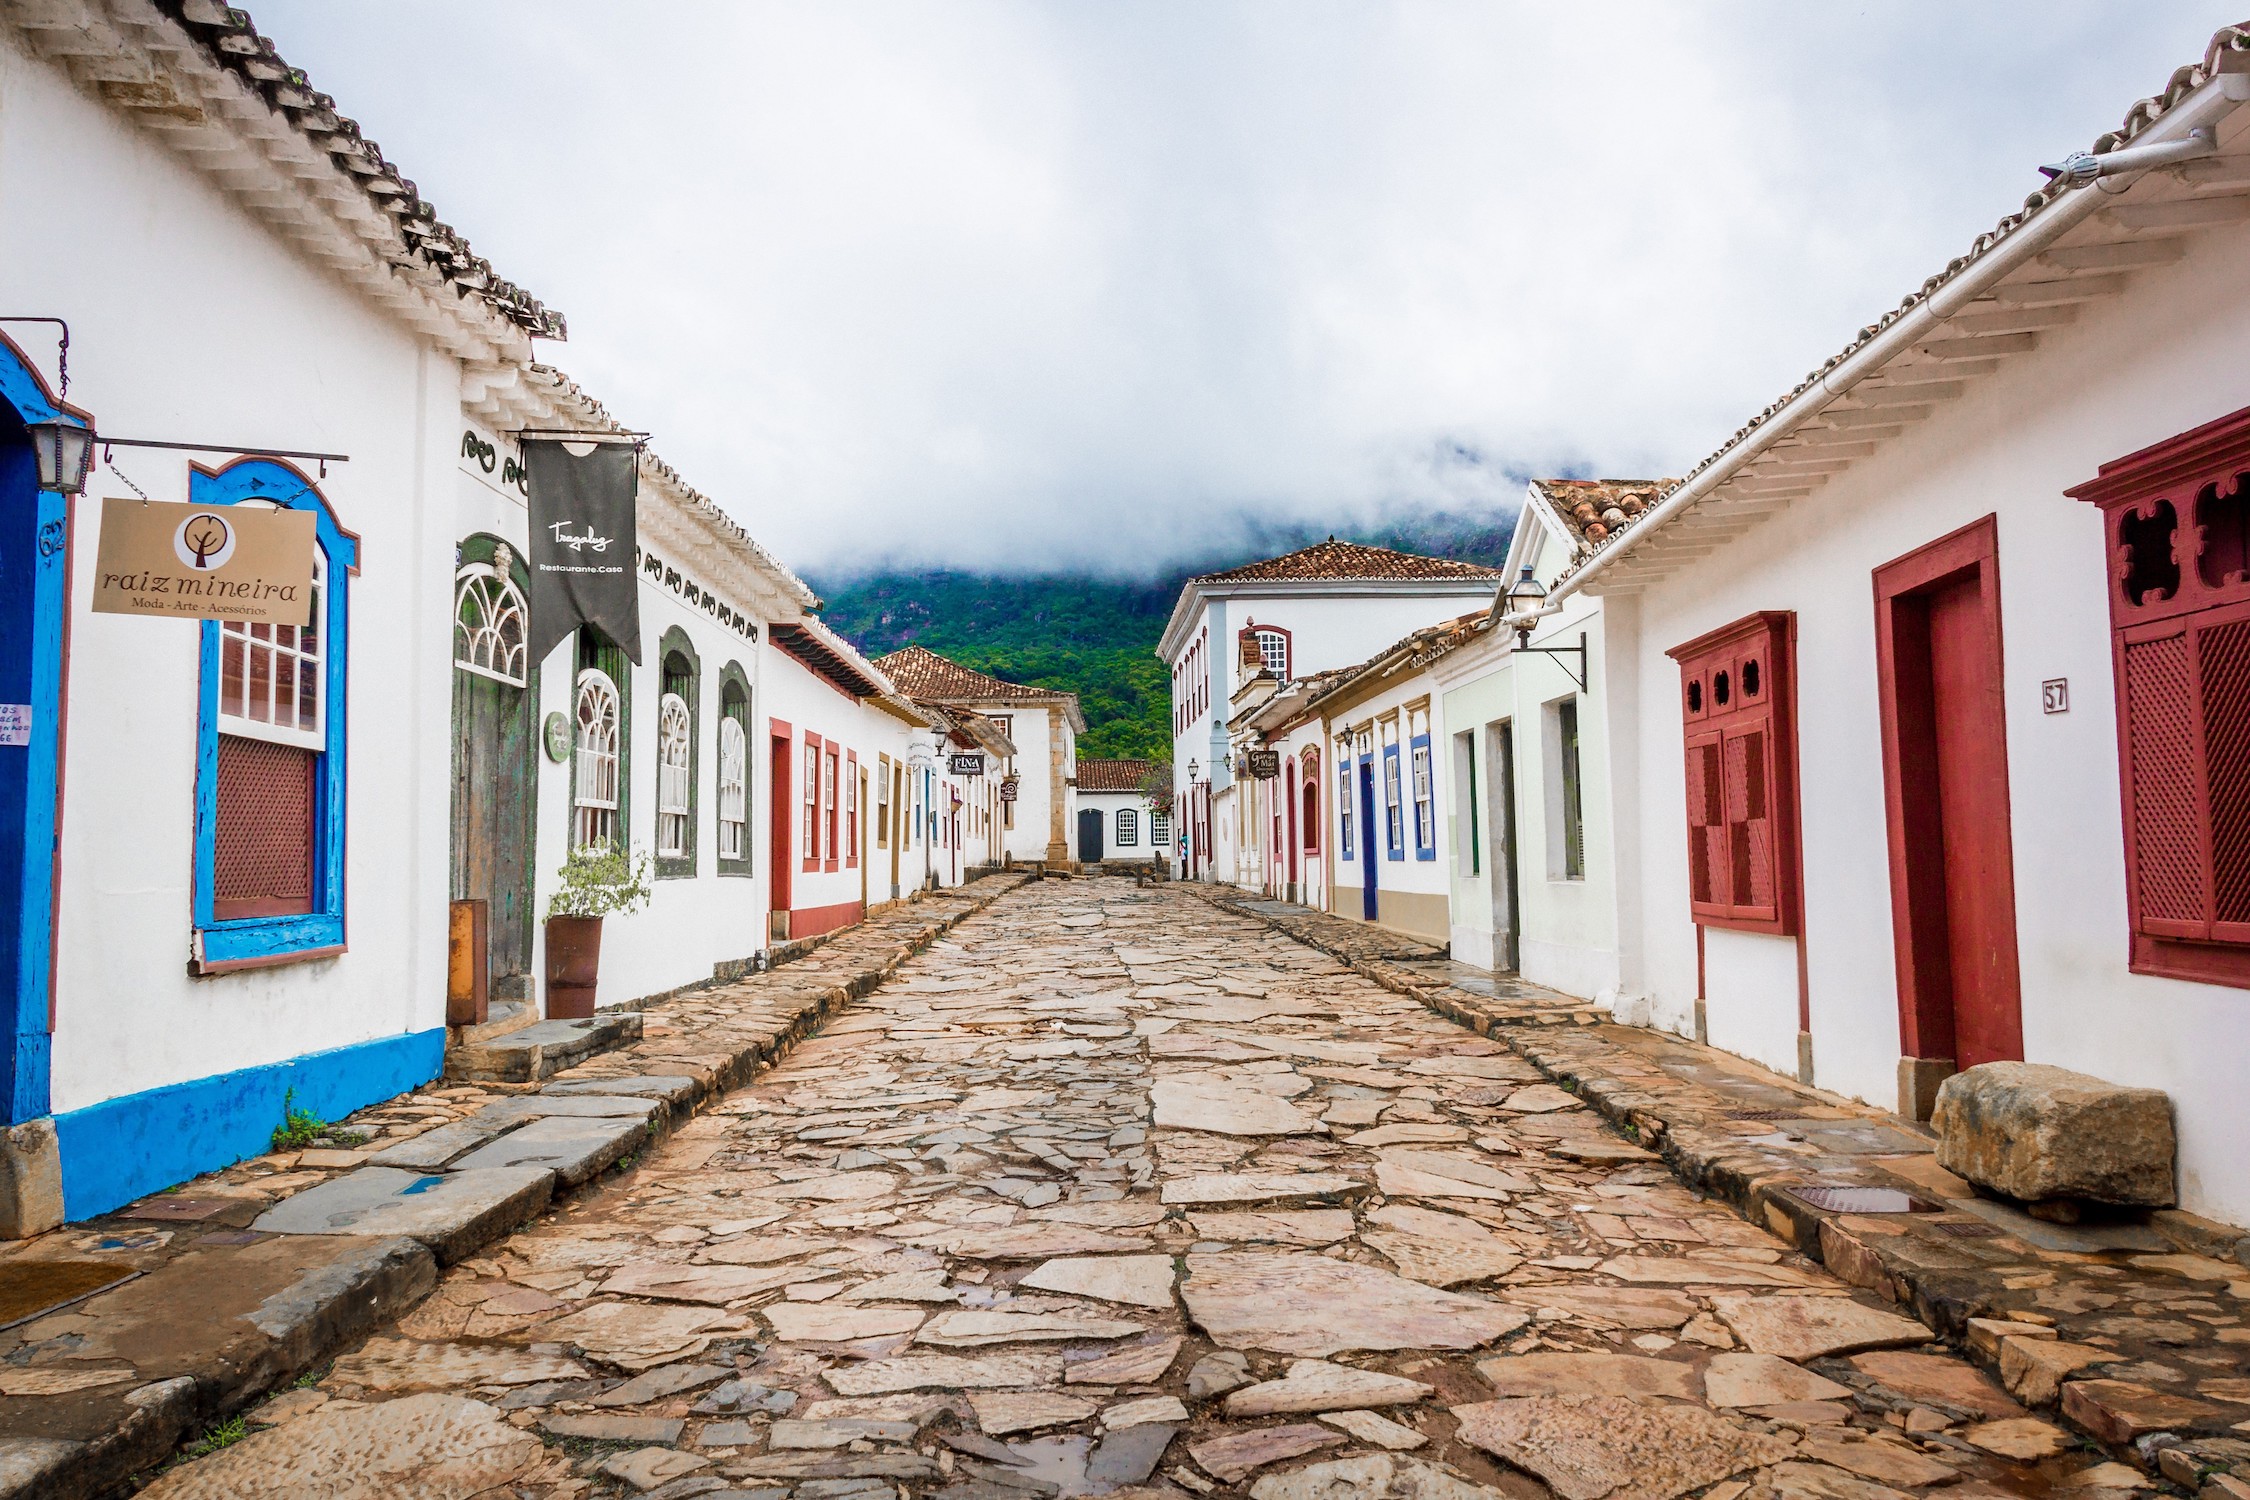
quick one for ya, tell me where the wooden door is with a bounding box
[1077,807,1103,863]
[1358,759,1380,920]
[1876,516,2024,1071]
[769,731,793,925]
[450,668,536,996]
[1487,721,1520,972]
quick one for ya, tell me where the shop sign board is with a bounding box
[949,752,986,777]
[92,498,316,624]
[1244,749,1282,779]
[999,775,1019,802]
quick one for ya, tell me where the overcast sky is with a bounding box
[257,2,2228,578]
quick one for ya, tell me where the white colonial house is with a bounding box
[1532,27,2250,1224]
[1073,759,1160,866]
[1161,540,1504,881]
[1232,671,1348,911]
[0,1,565,1227]
[1430,480,1663,1002]
[875,646,1083,869]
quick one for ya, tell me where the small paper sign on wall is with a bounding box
[93,499,317,625]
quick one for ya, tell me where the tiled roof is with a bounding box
[1530,480,1673,550]
[1076,758,1150,792]
[150,1,563,338]
[1191,539,1503,585]
[874,645,1072,705]
[1567,22,2250,581]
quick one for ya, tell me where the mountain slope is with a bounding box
[812,510,1517,761]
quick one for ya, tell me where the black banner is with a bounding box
[949,752,986,777]
[524,438,641,666]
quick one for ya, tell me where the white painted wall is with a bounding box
[4,40,457,1111]
[1618,226,2250,1223]
[1078,790,1156,862]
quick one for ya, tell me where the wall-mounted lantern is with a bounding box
[28,417,95,496]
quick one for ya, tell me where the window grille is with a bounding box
[1254,629,1289,680]
[657,692,692,857]
[1116,808,1140,846]
[718,716,747,861]
[573,668,621,850]
[219,551,327,752]
[213,733,316,919]
[452,558,528,685]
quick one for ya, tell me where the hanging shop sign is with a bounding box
[949,752,986,777]
[92,498,316,624]
[999,775,1019,802]
[1244,750,1282,779]
[523,436,641,666]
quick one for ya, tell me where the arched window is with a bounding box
[717,670,750,873]
[452,554,528,685]
[573,668,621,850]
[1116,807,1140,846]
[655,633,702,877]
[1251,627,1289,680]
[1301,747,1320,853]
[657,692,692,858]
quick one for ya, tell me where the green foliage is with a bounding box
[812,512,1515,760]
[546,843,653,921]
[185,1416,246,1457]
[270,1088,326,1152]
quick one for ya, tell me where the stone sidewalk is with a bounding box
[1205,887,2250,1484]
[0,872,1033,1500]
[138,878,2210,1499]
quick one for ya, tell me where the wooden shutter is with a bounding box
[1669,613,1800,934]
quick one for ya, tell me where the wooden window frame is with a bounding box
[191,460,359,973]
[2069,405,2250,987]
[1411,732,1436,860]
[1666,610,1802,935]
[716,663,751,876]
[824,746,841,872]
[845,751,860,868]
[802,734,822,873]
[653,629,701,878]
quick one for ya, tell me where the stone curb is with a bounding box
[1193,882,2250,1475]
[5,872,1035,1500]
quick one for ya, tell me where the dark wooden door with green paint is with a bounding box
[451,552,538,999]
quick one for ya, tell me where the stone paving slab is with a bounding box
[251,1165,556,1261]
[0,874,1031,1500]
[1199,884,2250,1482]
[444,1011,646,1083]
[140,876,2219,1500]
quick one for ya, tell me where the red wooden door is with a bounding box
[1875,517,2024,1072]
[769,731,793,919]
[1285,761,1300,888]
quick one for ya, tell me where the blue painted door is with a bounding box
[1357,758,1378,921]
[0,388,69,1125]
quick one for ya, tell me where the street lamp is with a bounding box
[1503,566,1590,691]
[1187,758,1199,781]
[27,417,94,495]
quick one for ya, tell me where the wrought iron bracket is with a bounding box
[1513,629,1589,691]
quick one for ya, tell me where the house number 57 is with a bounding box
[2042,679,2069,715]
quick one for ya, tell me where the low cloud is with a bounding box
[256,0,2226,577]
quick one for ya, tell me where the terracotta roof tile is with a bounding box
[1075,758,1151,792]
[873,645,1074,705]
[1191,539,1503,585]
[1530,479,1673,551]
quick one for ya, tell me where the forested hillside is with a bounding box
[812,509,1519,760]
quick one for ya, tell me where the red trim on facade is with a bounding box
[788,898,864,941]
[1239,619,1293,678]
[800,732,821,874]
[769,728,794,914]
[845,751,860,868]
[824,745,841,873]
[1873,515,2025,1069]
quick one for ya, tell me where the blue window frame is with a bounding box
[191,460,358,972]
[1411,733,1437,860]
[1337,758,1353,858]
[1383,742,1405,860]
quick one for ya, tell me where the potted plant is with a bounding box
[543,844,651,1019]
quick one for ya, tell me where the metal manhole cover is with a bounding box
[0,1261,141,1330]
[1784,1185,1941,1214]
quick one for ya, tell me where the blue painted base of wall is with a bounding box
[52,1028,445,1223]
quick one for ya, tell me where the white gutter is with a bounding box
[1515,73,2244,623]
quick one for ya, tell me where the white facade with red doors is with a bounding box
[1160,541,1504,881]
[874,646,1083,869]
[1536,28,2250,1223]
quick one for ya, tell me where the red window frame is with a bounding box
[1666,611,1803,935]
[2069,403,2250,988]
[845,751,860,868]
[824,747,841,871]
[802,734,822,873]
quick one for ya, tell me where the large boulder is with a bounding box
[1932,1063,2174,1208]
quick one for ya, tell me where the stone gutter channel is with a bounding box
[1196,885,2250,1490]
[0,872,1037,1500]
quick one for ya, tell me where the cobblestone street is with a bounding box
[145,881,2128,1498]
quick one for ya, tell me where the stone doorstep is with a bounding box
[1203,880,2250,1477]
[442,1011,646,1084]
[0,871,1033,1500]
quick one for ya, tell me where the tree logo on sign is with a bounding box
[173,510,236,571]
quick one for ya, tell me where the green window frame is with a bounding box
[655,625,701,879]
[575,627,632,851]
[716,661,752,877]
